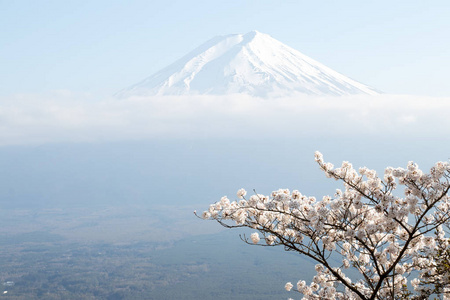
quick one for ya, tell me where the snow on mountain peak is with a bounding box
[117,31,379,98]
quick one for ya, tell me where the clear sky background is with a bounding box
[1,0,450,97]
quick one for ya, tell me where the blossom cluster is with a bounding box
[200,152,450,300]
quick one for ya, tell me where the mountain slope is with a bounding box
[118,31,379,98]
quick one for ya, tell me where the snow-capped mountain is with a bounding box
[117,30,379,98]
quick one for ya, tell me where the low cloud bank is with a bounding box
[0,92,448,146]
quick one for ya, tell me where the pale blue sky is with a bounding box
[1,0,450,97]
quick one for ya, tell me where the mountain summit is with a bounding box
[118,31,379,98]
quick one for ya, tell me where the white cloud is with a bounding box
[0,92,449,146]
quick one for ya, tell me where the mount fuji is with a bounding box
[118,31,379,98]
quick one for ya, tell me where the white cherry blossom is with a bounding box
[198,152,450,299]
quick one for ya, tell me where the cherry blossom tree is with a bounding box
[197,152,450,300]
